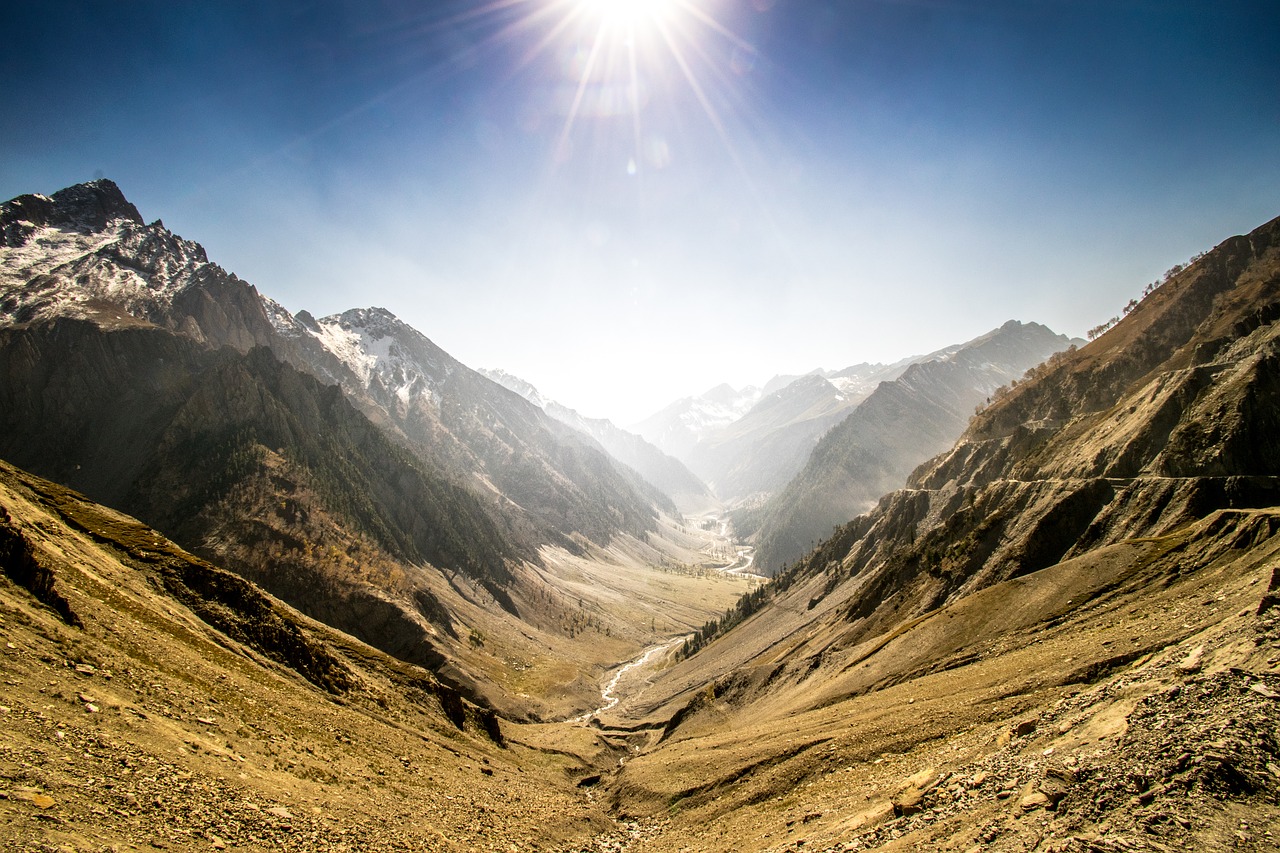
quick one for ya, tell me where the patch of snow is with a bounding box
[306,311,440,413]
[0,219,216,329]
[260,296,303,338]
[311,318,380,385]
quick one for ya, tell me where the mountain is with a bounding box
[284,307,664,549]
[672,212,1280,689]
[481,368,717,514]
[632,382,763,463]
[0,180,664,554]
[633,366,910,503]
[0,317,543,703]
[684,373,856,501]
[746,320,1077,573]
[585,212,1280,850]
[656,328,1068,507]
[0,179,692,718]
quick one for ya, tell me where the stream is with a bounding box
[575,635,688,724]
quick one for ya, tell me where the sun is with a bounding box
[578,0,684,29]
[533,0,753,162]
[431,0,753,176]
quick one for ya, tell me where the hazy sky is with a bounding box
[3,1,1278,424]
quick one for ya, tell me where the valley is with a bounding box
[1,180,1278,852]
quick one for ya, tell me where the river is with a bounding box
[574,635,688,724]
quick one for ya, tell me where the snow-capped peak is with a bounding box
[478,368,547,410]
[298,306,454,416]
[0,216,214,329]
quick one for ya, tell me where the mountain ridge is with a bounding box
[0,178,721,722]
[744,319,1077,573]
[481,367,717,514]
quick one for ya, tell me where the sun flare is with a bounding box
[578,0,683,29]
[437,0,754,180]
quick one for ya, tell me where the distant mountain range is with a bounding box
[480,368,718,514]
[742,319,1079,572]
[634,324,1075,519]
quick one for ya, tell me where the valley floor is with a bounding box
[2,467,1278,852]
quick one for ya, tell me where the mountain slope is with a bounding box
[0,319,541,693]
[747,320,1076,573]
[0,180,665,556]
[289,308,664,549]
[578,211,1280,853]
[481,368,716,514]
[671,211,1280,688]
[0,459,607,851]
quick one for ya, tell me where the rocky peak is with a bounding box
[0,179,143,247]
[328,306,402,335]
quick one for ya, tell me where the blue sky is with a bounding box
[3,1,1278,424]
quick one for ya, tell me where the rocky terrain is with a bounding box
[0,461,606,851]
[585,508,1280,852]
[3,455,1277,852]
[1,181,1278,852]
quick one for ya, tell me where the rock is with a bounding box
[1020,791,1051,811]
[1012,719,1037,738]
[1177,645,1205,673]
[1247,683,1278,699]
[1038,767,1075,807]
[32,793,56,809]
[267,806,294,819]
[892,788,925,817]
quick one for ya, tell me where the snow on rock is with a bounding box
[0,218,214,328]
[304,308,449,415]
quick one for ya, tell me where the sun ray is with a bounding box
[556,19,611,161]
